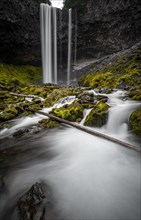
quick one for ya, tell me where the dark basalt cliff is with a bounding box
[0,0,141,65]
[76,0,141,59]
[0,0,44,65]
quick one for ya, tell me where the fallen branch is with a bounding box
[9,92,37,99]
[26,107,141,153]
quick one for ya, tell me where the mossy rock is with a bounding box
[0,112,16,122]
[41,87,78,107]
[84,102,109,127]
[52,101,84,122]
[78,48,141,91]
[0,106,20,122]
[129,108,141,138]
[0,63,42,90]
[0,122,10,129]
[39,119,59,129]
[128,89,141,101]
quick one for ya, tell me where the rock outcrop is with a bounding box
[76,0,141,59]
[0,0,45,65]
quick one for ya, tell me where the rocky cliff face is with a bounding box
[0,0,44,65]
[0,0,141,65]
[76,0,141,59]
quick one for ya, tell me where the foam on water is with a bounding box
[4,128,141,219]
[0,90,140,219]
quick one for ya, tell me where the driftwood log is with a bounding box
[9,92,38,99]
[26,107,141,152]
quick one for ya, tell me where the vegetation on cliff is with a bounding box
[78,48,141,97]
[0,63,42,89]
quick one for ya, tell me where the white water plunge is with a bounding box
[40,4,57,84]
[67,8,72,85]
[40,4,73,85]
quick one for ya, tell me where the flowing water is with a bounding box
[40,4,57,84]
[40,4,73,85]
[0,90,141,220]
[67,8,72,85]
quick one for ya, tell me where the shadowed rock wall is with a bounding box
[0,0,45,65]
[76,0,141,59]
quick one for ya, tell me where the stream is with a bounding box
[0,90,141,220]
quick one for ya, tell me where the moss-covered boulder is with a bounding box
[40,87,82,107]
[128,89,141,101]
[0,106,19,122]
[39,119,59,129]
[129,108,141,138]
[84,102,109,127]
[52,101,84,122]
[78,48,141,96]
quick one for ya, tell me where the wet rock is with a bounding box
[129,107,141,138]
[96,95,108,103]
[13,128,30,138]
[39,119,59,129]
[128,89,141,101]
[32,98,41,104]
[84,102,109,127]
[18,182,56,220]
[13,126,42,138]
[52,100,84,122]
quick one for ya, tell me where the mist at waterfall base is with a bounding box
[0,90,141,220]
[40,4,76,85]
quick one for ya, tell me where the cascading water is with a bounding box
[53,7,57,84]
[40,4,73,85]
[73,9,78,80]
[40,4,57,84]
[104,91,141,141]
[67,8,72,85]
[0,90,140,220]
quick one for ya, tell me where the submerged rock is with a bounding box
[18,182,56,220]
[39,119,59,129]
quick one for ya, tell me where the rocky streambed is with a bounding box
[0,43,141,220]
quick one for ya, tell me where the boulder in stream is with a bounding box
[18,182,56,220]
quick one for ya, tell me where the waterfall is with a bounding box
[73,9,77,79]
[53,7,57,84]
[59,10,63,78]
[40,5,74,85]
[106,101,141,135]
[67,9,72,85]
[40,4,57,84]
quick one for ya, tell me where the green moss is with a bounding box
[84,102,109,127]
[41,87,79,107]
[128,89,141,101]
[0,63,42,90]
[0,122,10,129]
[129,108,141,138]
[52,101,84,122]
[78,49,141,94]
[0,106,20,122]
[39,119,59,128]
